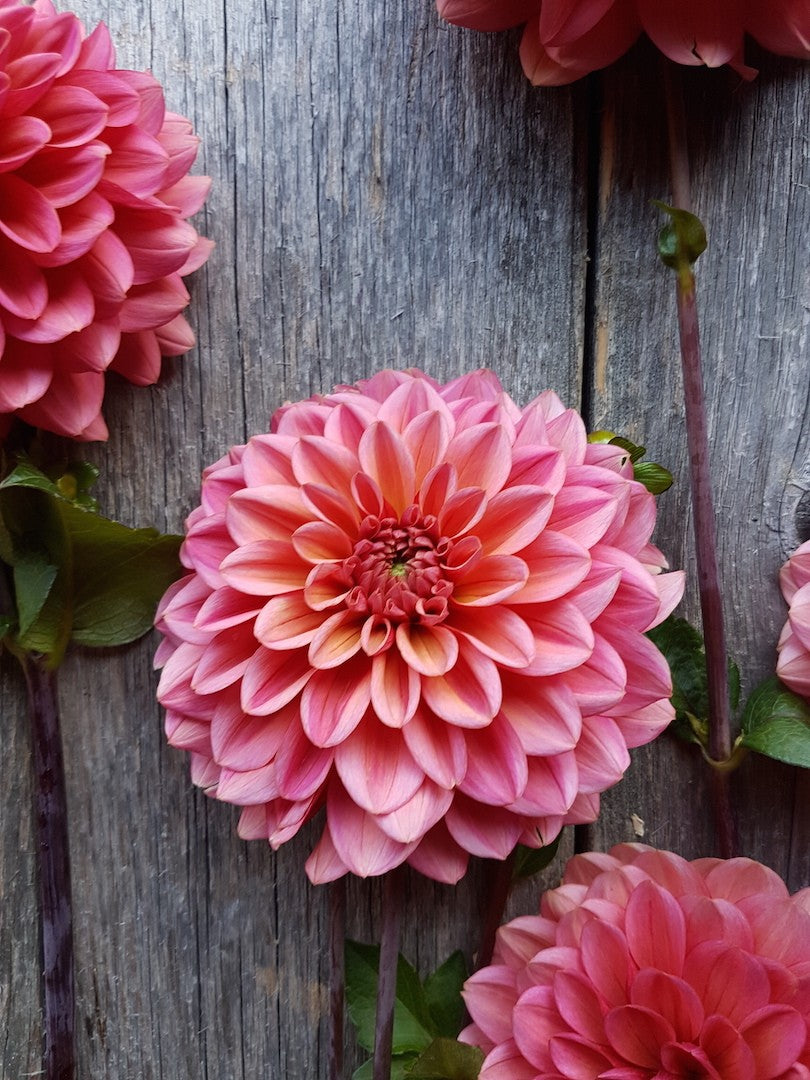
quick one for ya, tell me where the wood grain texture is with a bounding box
[0,4,807,1079]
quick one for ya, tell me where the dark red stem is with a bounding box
[373,868,404,1080]
[662,61,737,858]
[328,879,345,1080]
[475,850,516,971]
[24,655,75,1080]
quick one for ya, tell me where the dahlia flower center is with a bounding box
[344,506,453,624]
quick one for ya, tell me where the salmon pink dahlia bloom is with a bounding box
[155,370,684,883]
[0,0,212,440]
[461,844,810,1079]
[777,540,810,699]
[437,1,810,86]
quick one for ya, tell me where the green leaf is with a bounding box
[609,436,646,463]
[740,676,810,768]
[345,942,435,1056]
[633,461,674,495]
[653,201,707,270]
[423,952,468,1039]
[13,554,58,636]
[406,1038,484,1079]
[512,833,562,880]
[646,616,740,743]
[353,1056,418,1080]
[0,462,61,495]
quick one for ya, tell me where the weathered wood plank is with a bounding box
[588,47,810,890]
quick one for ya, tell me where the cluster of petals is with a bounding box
[155,369,683,884]
[777,539,810,699]
[461,843,810,1079]
[0,0,211,440]
[436,0,810,86]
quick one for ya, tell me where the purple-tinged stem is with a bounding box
[475,850,515,971]
[373,867,404,1080]
[23,655,75,1080]
[328,879,345,1080]
[662,60,738,858]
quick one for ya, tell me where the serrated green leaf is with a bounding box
[423,953,468,1039]
[13,554,58,636]
[512,833,562,881]
[345,942,435,1056]
[646,617,739,742]
[406,1038,484,1079]
[740,676,810,768]
[653,201,707,269]
[633,461,673,495]
[353,1056,418,1080]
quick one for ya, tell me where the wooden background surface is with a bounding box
[2,2,809,1076]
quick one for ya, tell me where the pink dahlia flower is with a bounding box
[777,539,810,699]
[155,370,684,883]
[0,0,212,440]
[462,843,810,1079]
[437,1,810,86]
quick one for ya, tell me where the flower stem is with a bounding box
[475,850,515,970]
[23,655,75,1080]
[373,867,404,1080]
[328,879,345,1080]
[662,60,737,858]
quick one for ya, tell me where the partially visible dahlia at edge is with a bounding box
[777,539,810,699]
[155,370,684,883]
[436,0,810,86]
[462,844,810,1079]
[0,0,212,440]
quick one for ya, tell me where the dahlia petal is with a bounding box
[625,880,687,975]
[240,646,313,715]
[421,642,502,726]
[108,330,162,385]
[552,969,608,1044]
[3,268,94,342]
[55,320,119,373]
[191,622,256,694]
[220,539,309,595]
[242,434,297,487]
[401,706,468,788]
[445,797,523,860]
[436,0,539,32]
[746,0,810,59]
[299,657,371,747]
[17,367,105,439]
[464,966,523,1046]
[459,714,529,805]
[118,274,189,332]
[637,0,743,67]
[507,444,565,492]
[226,484,311,546]
[274,725,333,800]
[521,3,641,85]
[573,716,631,793]
[476,486,555,557]
[265,793,318,848]
[477,1041,537,1080]
[304,561,353,610]
[375,780,453,843]
[292,434,360,497]
[210,697,294,771]
[395,621,459,676]
[59,69,141,126]
[680,896,754,954]
[158,173,212,216]
[507,751,577,816]
[79,228,135,302]
[630,970,703,1042]
[406,820,469,885]
[3,51,61,115]
[604,1004,676,1067]
[418,461,458,519]
[0,342,52,409]
[520,601,595,676]
[689,1015,755,1078]
[326,783,415,878]
[0,114,50,171]
[20,142,109,208]
[546,485,619,548]
[685,941,770,1025]
[500,679,582,756]
[514,531,591,603]
[308,610,365,668]
[371,649,420,727]
[703,857,790,903]
[437,486,488,538]
[357,420,417,517]
[402,408,452,489]
[154,313,196,356]
[446,422,512,497]
[216,763,279,805]
[539,0,615,44]
[292,520,353,562]
[31,84,109,146]
[569,564,621,622]
[305,822,351,884]
[450,604,535,667]
[0,234,47,318]
[740,1005,807,1078]
[335,719,423,815]
[299,481,361,535]
[103,125,170,197]
[565,633,626,711]
[113,206,199,284]
[254,593,323,649]
[579,918,631,1008]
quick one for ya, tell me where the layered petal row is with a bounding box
[0,0,211,439]
[437,0,810,85]
[777,539,810,698]
[461,843,810,1079]
[155,369,684,883]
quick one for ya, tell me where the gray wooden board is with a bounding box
[0,2,807,1077]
